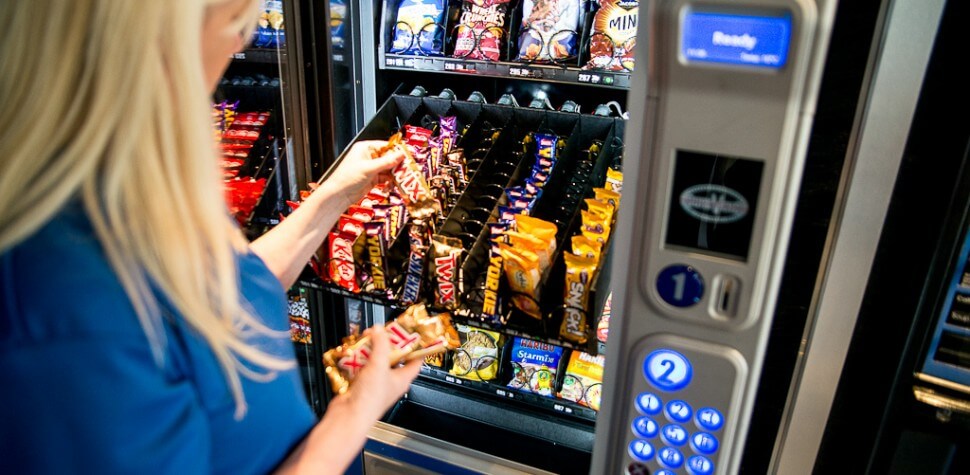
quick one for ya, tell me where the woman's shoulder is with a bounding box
[0,203,146,345]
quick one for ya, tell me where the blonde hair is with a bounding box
[0,0,287,418]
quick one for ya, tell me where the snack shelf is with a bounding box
[418,366,598,422]
[381,54,631,90]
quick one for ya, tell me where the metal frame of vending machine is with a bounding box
[288,0,955,473]
[593,0,948,474]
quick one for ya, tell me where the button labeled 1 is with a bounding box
[657,265,704,308]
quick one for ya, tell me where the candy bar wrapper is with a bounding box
[390,139,441,220]
[363,222,388,292]
[593,187,621,211]
[558,350,605,410]
[401,221,430,305]
[431,235,464,310]
[323,304,460,394]
[572,235,603,259]
[606,168,624,192]
[498,242,543,319]
[482,249,505,320]
[440,116,458,154]
[560,252,598,344]
[329,230,361,292]
[348,205,376,223]
[507,337,563,397]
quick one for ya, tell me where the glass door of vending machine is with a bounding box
[287,0,949,473]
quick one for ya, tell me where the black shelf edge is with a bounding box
[233,48,287,64]
[381,54,631,90]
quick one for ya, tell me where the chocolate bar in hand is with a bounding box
[322,303,460,394]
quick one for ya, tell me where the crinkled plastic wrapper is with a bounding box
[583,0,638,71]
[323,303,460,395]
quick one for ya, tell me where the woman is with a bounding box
[0,0,421,473]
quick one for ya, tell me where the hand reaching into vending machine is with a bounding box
[250,140,405,288]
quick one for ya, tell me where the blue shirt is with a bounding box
[0,203,316,474]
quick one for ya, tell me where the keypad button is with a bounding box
[695,407,724,431]
[657,446,684,469]
[657,264,704,308]
[691,432,719,455]
[656,471,677,475]
[665,400,693,423]
[686,455,715,475]
[626,462,651,475]
[632,416,659,438]
[628,439,655,463]
[644,349,693,392]
[635,392,663,415]
[661,424,688,447]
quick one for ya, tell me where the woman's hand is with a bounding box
[323,140,405,210]
[341,325,423,422]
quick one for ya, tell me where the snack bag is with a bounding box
[389,0,447,56]
[452,0,513,61]
[560,252,598,344]
[583,0,638,71]
[322,303,461,394]
[516,0,583,62]
[558,350,605,410]
[330,0,347,50]
[507,338,563,397]
[449,325,502,381]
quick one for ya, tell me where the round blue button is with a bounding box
[657,264,704,307]
[628,439,655,463]
[632,416,659,438]
[656,471,677,475]
[657,446,684,469]
[665,400,693,423]
[696,407,725,431]
[635,392,663,415]
[691,432,719,455]
[661,424,688,446]
[686,455,715,475]
[643,349,693,392]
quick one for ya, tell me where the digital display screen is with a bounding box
[665,151,763,261]
[682,11,792,69]
[919,224,970,388]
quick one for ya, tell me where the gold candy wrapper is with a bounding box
[560,252,598,344]
[322,303,460,395]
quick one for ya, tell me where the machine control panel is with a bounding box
[621,336,746,475]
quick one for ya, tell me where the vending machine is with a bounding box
[280,0,965,473]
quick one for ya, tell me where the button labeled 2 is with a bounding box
[644,349,693,391]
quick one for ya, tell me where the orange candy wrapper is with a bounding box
[322,303,460,395]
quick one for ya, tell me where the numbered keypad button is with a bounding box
[657,264,704,308]
[632,416,659,438]
[644,349,693,391]
[655,471,677,475]
[665,400,693,423]
[691,432,719,455]
[657,446,685,470]
[635,392,663,415]
[628,440,655,463]
[626,462,651,475]
[661,424,688,447]
[695,407,724,431]
[686,455,715,475]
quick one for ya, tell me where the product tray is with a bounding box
[316,93,623,355]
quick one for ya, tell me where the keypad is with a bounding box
[626,348,727,474]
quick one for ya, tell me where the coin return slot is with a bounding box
[710,275,740,320]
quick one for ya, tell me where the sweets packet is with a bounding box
[452,0,513,61]
[558,350,605,410]
[507,337,563,397]
[516,0,584,62]
[322,303,460,394]
[449,324,502,381]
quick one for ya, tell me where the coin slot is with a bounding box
[710,275,740,320]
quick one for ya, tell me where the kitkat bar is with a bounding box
[322,303,460,394]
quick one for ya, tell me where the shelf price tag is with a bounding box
[509,67,542,79]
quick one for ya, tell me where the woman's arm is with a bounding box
[250,141,404,289]
[273,326,423,475]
